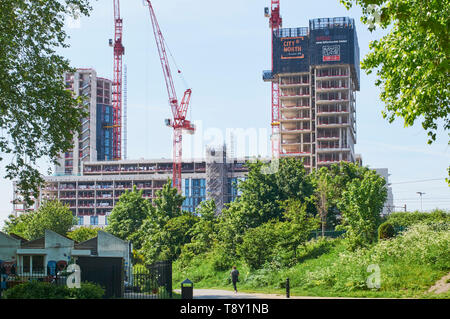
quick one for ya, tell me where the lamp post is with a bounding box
[416,192,425,211]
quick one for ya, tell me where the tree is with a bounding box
[337,170,388,250]
[236,199,319,269]
[157,212,199,262]
[341,0,449,144]
[0,0,92,204]
[138,179,186,264]
[26,200,77,240]
[67,226,102,243]
[236,221,279,270]
[311,168,334,236]
[277,199,320,260]
[181,199,218,256]
[105,185,151,249]
[2,213,34,239]
[313,162,372,230]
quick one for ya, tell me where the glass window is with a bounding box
[22,255,30,273]
[21,255,44,274]
[90,215,98,225]
[33,255,44,273]
[78,216,84,225]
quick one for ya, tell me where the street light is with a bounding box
[416,192,426,211]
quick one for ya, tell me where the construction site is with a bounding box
[12,1,394,225]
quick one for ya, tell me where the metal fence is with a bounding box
[0,267,68,298]
[1,260,173,299]
[309,230,346,240]
[124,261,172,299]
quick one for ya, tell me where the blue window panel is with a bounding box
[78,216,83,225]
[90,215,98,225]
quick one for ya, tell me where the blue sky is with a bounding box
[0,0,449,227]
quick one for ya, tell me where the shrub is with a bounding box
[208,242,237,271]
[68,282,105,299]
[386,210,450,229]
[378,222,396,240]
[2,281,68,299]
[2,281,105,299]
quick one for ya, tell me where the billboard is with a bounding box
[273,29,309,74]
[310,26,360,89]
[281,36,306,60]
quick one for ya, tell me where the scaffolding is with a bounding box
[205,145,228,214]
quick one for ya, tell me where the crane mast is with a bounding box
[144,0,195,192]
[267,1,282,159]
[111,0,124,160]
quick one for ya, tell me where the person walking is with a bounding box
[230,266,239,294]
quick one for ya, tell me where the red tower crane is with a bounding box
[110,0,124,160]
[144,1,195,192]
[266,1,282,158]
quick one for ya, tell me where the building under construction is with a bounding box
[264,16,360,169]
[13,146,257,226]
[56,69,114,176]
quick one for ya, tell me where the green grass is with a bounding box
[173,227,450,299]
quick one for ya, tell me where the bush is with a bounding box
[378,222,396,240]
[386,210,450,229]
[2,281,68,299]
[208,243,236,271]
[2,281,104,299]
[68,282,105,299]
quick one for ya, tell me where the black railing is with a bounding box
[1,260,173,299]
[124,261,172,299]
[0,267,69,298]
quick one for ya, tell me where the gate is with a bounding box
[125,261,172,299]
[76,256,124,299]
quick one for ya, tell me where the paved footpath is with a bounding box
[174,288,348,299]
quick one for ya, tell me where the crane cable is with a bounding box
[162,37,190,90]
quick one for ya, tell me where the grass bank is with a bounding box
[173,223,450,299]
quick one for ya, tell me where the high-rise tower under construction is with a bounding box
[264,17,360,170]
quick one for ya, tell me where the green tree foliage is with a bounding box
[105,185,151,249]
[311,168,334,236]
[308,163,371,231]
[337,170,388,249]
[0,0,92,204]
[236,199,319,269]
[67,226,102,243]
[181,200,218,257]
[138,179,186,264]
[236,221,279,270]
[341,0,449,144]
[24,200,76,240]
[157,212,199,262]
[2,213,34,239]
[277,199,321,260]
[216,158,313,254]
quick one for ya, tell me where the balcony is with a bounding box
[316,71,349,79]
[317,119,349,128]
[280,117,311,122]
